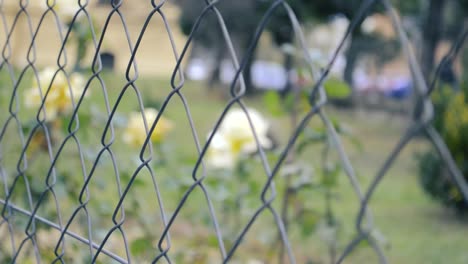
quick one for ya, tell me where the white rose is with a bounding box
[206,107,272,169]
[218,108,272,154]
[205,132,236,169]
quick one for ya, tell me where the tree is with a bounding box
[175,0,467,94]
[256,0,382,95]
[175,0,260,93]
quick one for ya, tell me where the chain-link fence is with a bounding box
[1,0,467,263]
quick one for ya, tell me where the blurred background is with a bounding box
[0,0,467,263]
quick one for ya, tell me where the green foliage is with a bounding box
[176,1,259,43]
[418,84,468,212]
[266,92,362,258]
[391,0,424,15]
[263,91,285,117]
[324,77,352,99]
[69,16,96,71]
[256,0,363,45]
[130,237,153,258]
[299,209,320,238]
[4,71,468,262]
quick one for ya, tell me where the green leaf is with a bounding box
[347,135,364,152]
[284,92,297,112]
[297,128,326,154]
[133,177,146,188]
[66,111,93,139]
[130,237,152,257]
[322,163,341,188]
[356,238,371,249]
[206,234,220,248]
[79,111,92,130]
[263,91,284,117]
[22,120,37,135]
[324,78,352,99]
[300,209,320,238]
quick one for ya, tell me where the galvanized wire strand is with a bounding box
[0,198,127,263]
[337,1,468,263]
[75,2,141,263]
[153,1,288,262]
[165,6,231,262]
[0,0,18,258]
[0,2,49,263]
[196,1,302,262]
[89,4,168,263]
[1,0,468,263]
[384,0,468,209]
[219,0,383,262]
[281,0,387,261]
[152,2,251,262]
[28,2,102,262]
[58,1,98,258]
[427,27,468,96]
[12,4,85,262]
[151,2,229,261]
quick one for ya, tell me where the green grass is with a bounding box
[322,111,468,264]
[0,70,467,263]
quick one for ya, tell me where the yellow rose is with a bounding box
[123,108,174,147]
[24,68,86,121]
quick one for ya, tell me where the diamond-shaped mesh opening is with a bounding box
[1,0,467,263]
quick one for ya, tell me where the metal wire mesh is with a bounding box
[0,0,467,263]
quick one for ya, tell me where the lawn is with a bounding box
[0,70,467,263]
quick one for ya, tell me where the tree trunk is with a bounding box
[343,38,361,85]
[237,34,256,95]
[280,52,294,97]
[412,0,447,121]
[421,0,447,83]
[464,19,468,84]
[343,31,374,86]
[208,43,223,90]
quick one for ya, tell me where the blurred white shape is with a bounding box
[220,107,272,155]
[43,0,84,24]
[310,15,350,52]
[220,59,237,85]
[329,15,350,45]
[206,132,237,169]
[361,15,378,34]
[206,108,272,169]
[317,221,338,246]
[308,48,324,61]
[353,66,412,99]
[280,43,297,55]
[330,55,347,78]
[377,75,412,99]
[353,68,375,92]
[251,61,288,90]
[186,58,211,81]
[219,59,289,91]
[308,15,350,78]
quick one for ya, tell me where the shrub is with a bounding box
[418,83,468,212]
